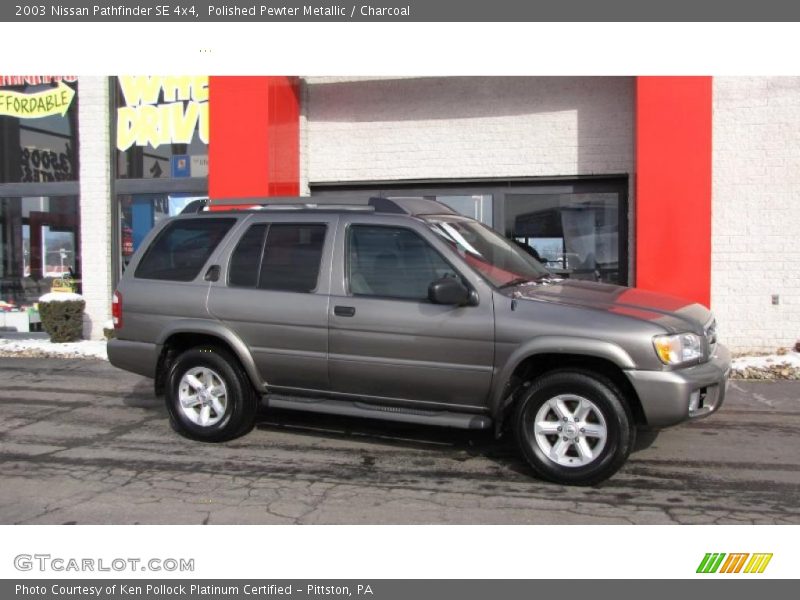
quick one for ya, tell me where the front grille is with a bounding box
[705,318,718,356]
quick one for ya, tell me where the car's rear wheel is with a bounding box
[166,346,258,442]
[513,370,635,485]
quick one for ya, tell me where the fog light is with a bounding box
[689,390,701,413]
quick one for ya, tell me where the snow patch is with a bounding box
[731,352,800,369]
[0,338,107,360]
[38,292,84,303]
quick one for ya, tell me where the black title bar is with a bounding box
[2,580,796,600]
[4,0,800,22]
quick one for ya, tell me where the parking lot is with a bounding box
[0,357,798,524]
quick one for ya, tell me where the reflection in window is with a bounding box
[506,193,621,284]
[0,196,80,306]
[432,195,493,226]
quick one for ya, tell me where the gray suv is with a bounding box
[108,197,730,485]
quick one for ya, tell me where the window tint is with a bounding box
[258,224,326,293]
[135,218,234,281]
[229,224,267,288]
[348,225,458,300]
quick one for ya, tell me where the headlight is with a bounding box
[653,333,704,365]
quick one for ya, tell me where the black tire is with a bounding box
[513,370,635,486]
[165,346,258,442]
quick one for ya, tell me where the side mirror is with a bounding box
[428,277,470,306]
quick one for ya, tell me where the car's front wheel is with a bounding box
[513,370,635,485]
[166,346,258,442]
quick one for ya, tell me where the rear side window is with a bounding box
[228,223,326,293]
[135,218,235,282]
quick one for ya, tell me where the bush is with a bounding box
[38,295,85,343]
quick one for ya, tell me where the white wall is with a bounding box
[305,76,635,184]
[712,77,800,353]
[77,76,113,340]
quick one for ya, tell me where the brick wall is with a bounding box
[712,78,800,352]
[77,76,112,340]
[305,76,634,183]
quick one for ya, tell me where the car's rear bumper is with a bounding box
[625,344,731,428]
[107,339,159,379]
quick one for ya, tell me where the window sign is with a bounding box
[115,76,209,179]
[0,81,75,119]
[171,155,190,178]
[116,76,209,151]
[0,77,79,183]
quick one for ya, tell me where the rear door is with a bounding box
[327,216,495,409]
[207,214,337,390]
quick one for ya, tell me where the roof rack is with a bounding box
[200,196,457,217]
[250,203,375,212]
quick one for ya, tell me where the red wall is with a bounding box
[635,76,712,307]
[208,76,299,202]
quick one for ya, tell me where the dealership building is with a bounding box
[0,75,796,352]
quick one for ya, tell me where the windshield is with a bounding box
[426,217,550,288]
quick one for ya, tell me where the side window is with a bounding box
[229,224,267,288]
[135,218,235,282]
[228,223,326,292]
[257,224,326,292]
[248,223,327,293]
[348,225,459,300]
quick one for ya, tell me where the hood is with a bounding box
[508,279,712,335]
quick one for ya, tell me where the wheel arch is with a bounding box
[491,340,646,432]
[154,321,264,396]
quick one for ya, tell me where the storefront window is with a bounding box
[117,193,208,274]
[505,193,622,284]
[434,195,493,226]
[0,78,79,183]
[114,76,209,179]
[0,196,80,307]
[311,178,628,285]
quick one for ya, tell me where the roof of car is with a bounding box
[181,197,458,217]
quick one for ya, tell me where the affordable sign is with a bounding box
[116,76,209,151]
[0,81,75,118]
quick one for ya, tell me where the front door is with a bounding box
[328,219,495,410]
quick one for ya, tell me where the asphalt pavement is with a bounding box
[0,357,798,524]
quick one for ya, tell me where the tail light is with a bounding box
[112,291,122,329]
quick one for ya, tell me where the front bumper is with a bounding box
[625,344,731,428]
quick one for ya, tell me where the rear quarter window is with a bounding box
[135,218,236,282]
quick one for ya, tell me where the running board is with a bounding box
[265,394,492,430]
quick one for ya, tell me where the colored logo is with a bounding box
[697,553,773,574]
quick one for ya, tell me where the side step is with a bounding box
[265,394,492,430]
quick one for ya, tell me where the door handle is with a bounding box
[334,305,356,317]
